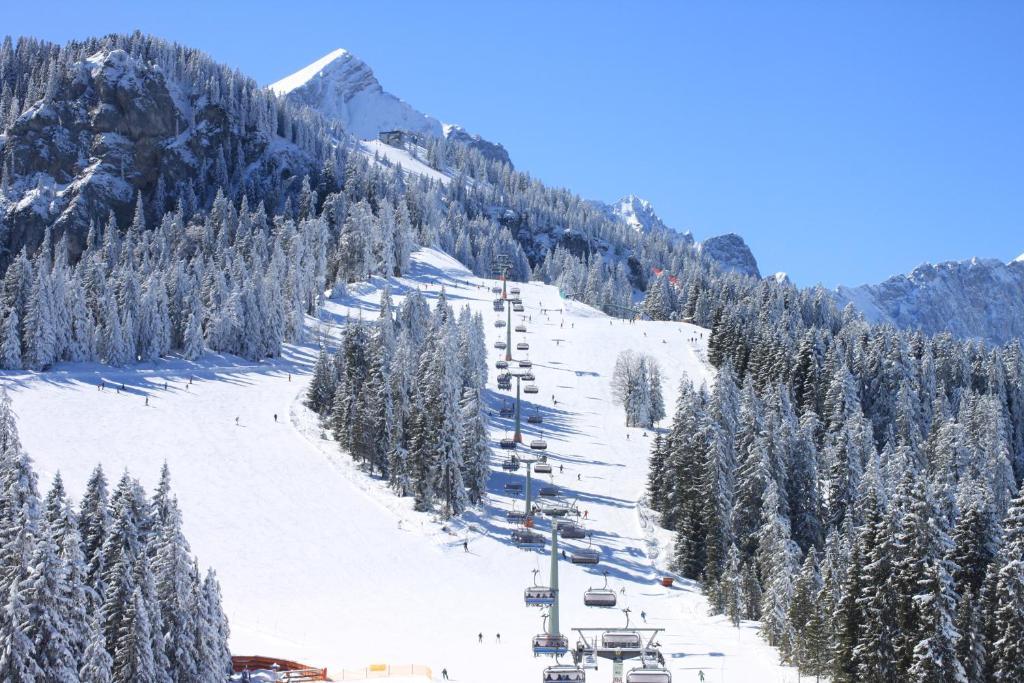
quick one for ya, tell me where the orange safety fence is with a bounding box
[335,664,433,680]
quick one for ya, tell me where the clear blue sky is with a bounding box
[8,1,1023,286]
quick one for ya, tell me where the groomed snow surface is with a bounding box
[4,248,798,682]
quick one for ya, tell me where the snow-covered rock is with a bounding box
[595,194,672,234]
[272,49,510,165]
[697,233,761,278]
[836,257,1024,344]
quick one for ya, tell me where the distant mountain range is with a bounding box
[835,256,1024,345]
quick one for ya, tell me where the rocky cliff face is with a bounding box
[1,45,316,260]
[836,257,1024,345]
[697,233,761,278]
[271,49,511,166]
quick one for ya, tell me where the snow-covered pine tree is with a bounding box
[459,387,490,505]
[908,559,967,683]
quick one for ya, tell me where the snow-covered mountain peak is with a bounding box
[1014,251,1024,263]
[593,194,670,234]
[271,49,511,165]
[269,48,442,141]
[268,48,350,96]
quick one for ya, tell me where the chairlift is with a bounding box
[499,437,516,449]
[543,665,586,682]
[571,547,601,565]
[584,571,617,607]
[576,648,599,670]
[524,384,539,394]
[494,340,507,350]
[505,482,523,493]
[493,300,505,312]
[601,630,642,650]
[516,324,528,333]
[492,286,503,294]
[625,667,672,683]
[534,461,552,474]
[513,529,546,549]
[525,570,556,607]
[517,342,530,351]
[558,521,587,540]
[530,437,549,451]
[532,633,569,656]
[519,359,533,368]
[539,485,560,497]
[528,409,543,424]
[510,287,521,296]
[499,403,515,418]
[498,373,512,390]
[513,304,525,312]
[495,319,507,328]
[501,457,520,472]
[496,359,509,369]
[543,504,571,517]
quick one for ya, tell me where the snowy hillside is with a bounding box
[5,247,797,682]
[835,256,1024,344]
[272,50,511,165]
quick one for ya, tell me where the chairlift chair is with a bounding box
[576,649,599,670]
[532,633,569,656]
[539,486,560,497]
[513,529,546,549]
[558,522,587,540]
[543,665,586,682]
[505,482,524,493]
[571,548,601,565]
[499,403,515,418]
[524,384,539,394]
[525,570,556,607]
[530,437,549,451]
[495,319,507,328]
[501,458,520,472]
[534,461,553,474]
[602,630,642,650]
[544,505,571,518]
[510,287,521,296]
[625,667,672,683]
[494,340,507,350]
[513,304,525,312]
[584,571,617,607]
[528,410,543,424]
[517,342,530,351]
[507,510,527,523]
[499,437,516,449]
[519,359,533,368]
[498,373,512,390]
[516,324,528,332]
[496,359,509,369]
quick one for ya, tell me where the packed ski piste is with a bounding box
[6,248,797,682]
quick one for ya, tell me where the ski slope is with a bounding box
[3,248,798,682]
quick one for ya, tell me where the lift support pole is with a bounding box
[505,301,513,361]
[514,375,523,443]
[525,461,533,520]
[550,521,560,637]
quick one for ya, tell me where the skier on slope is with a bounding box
[478,633,483,644]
